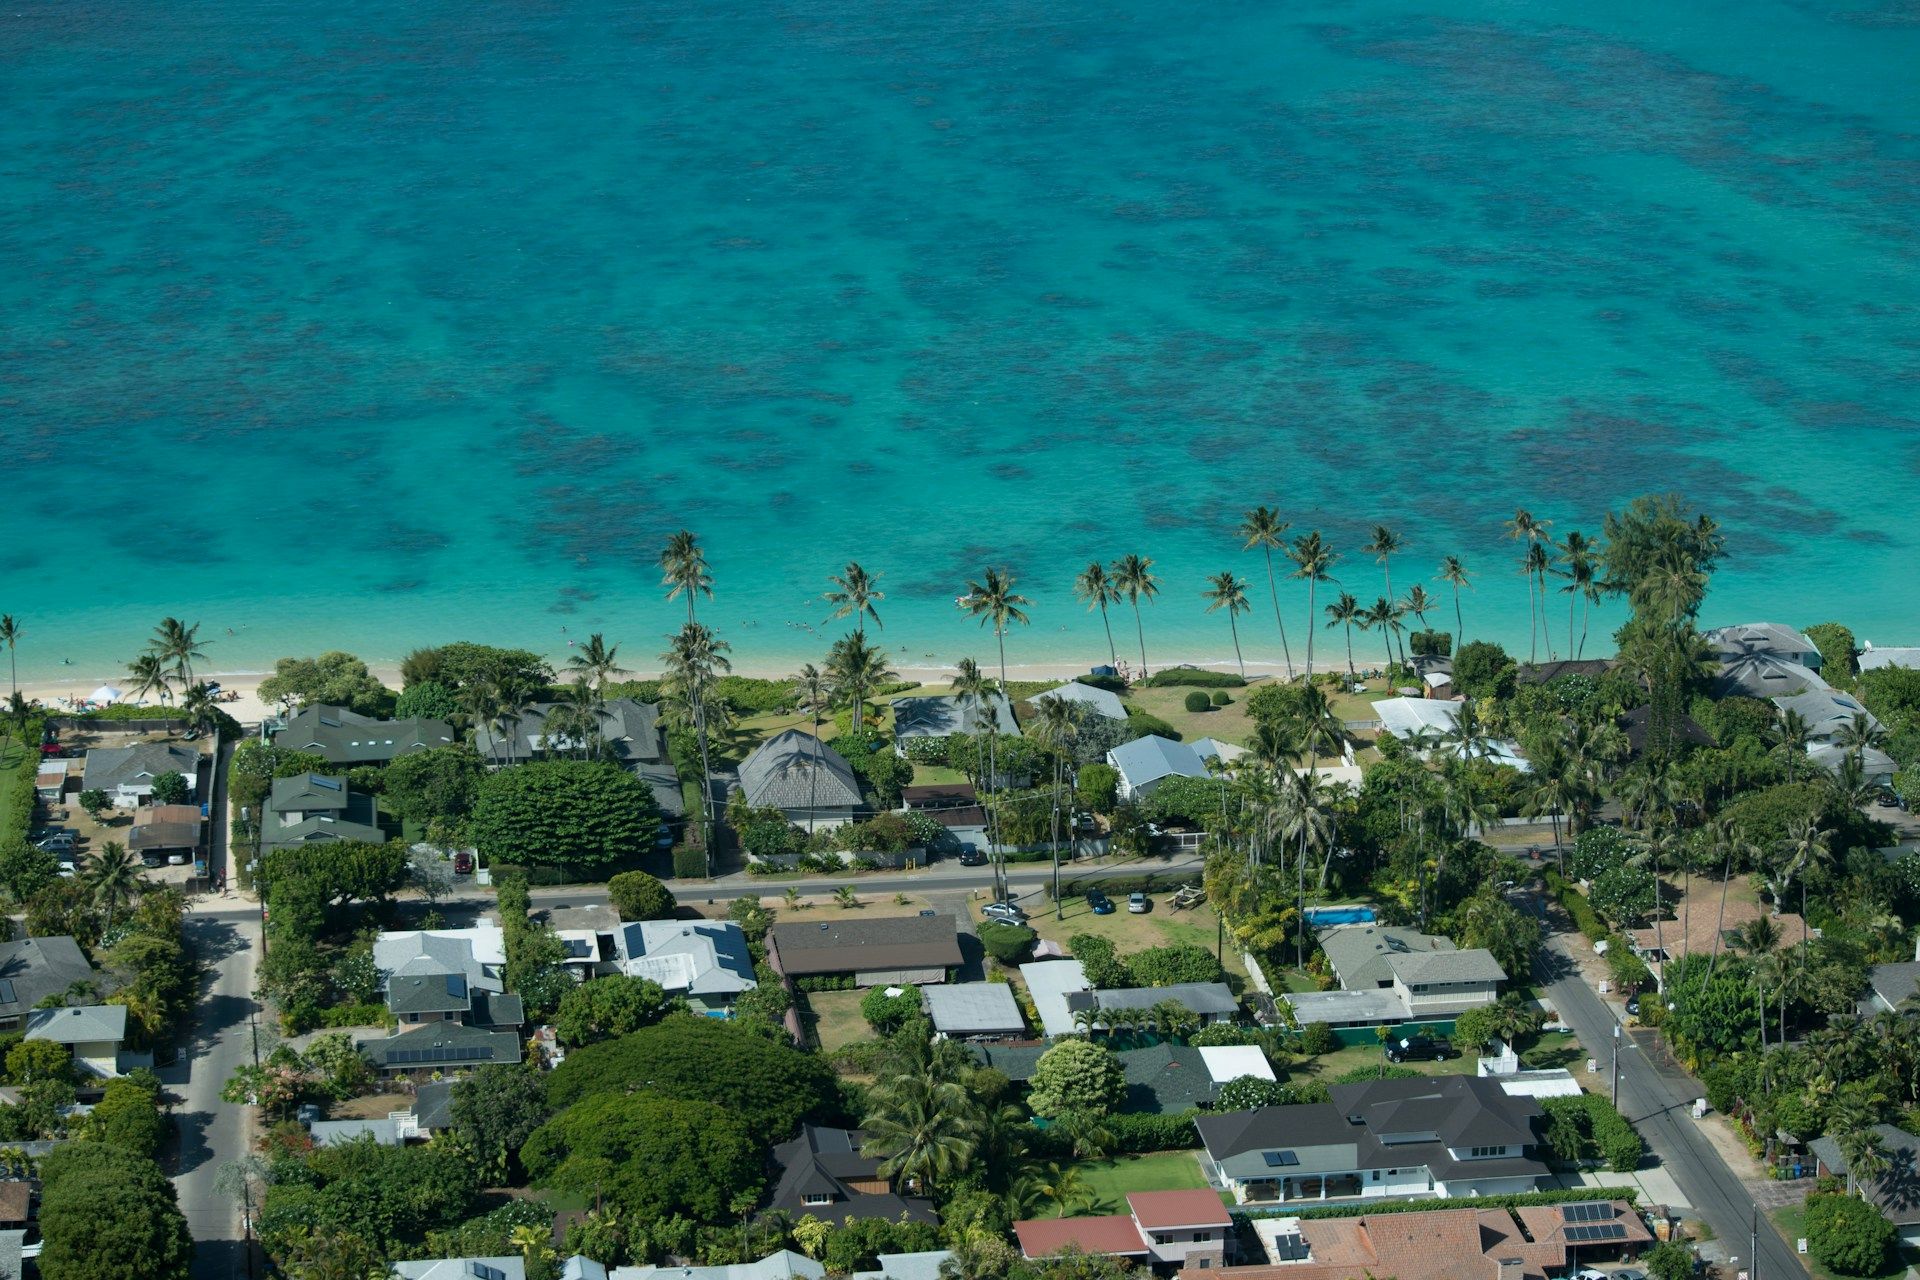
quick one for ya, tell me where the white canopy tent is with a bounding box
[88,685,124,704]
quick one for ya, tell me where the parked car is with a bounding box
[57,860,77,878]
[1128,891,1150,914]
[1624,994,1642,1018]
[1385,1035,1458,1063]
[982,901,1027,924]
[957,849,988,867]
[34,830,78,852]
[141,854,165,869]
[167,853,187,866]
[654,826,675,849]
[1609,1269,1649,1280]
[1086,890,1115,915]
[452,851,474,874]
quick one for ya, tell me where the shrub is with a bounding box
[978,921,1036,967]
[1543,870,1608,942]
[1068,935,1131,988]
[860,986,923,1035]
[1141,668,1245,688]
[1565,827,1634,882]
[1102,1109,1204,1152]
[1802,623,1858,683]
[1027,1040,1126,1118]
[1806,1191,1896,1277]
[1210,691,1231,707]
[1216,1076,1292,1110]
[1076,763,1119,814]
[1183,691,1211,713]
[607,871,676,921]
[1299,1022,1338,1056]
[1124,707,1180,741]
[1409,629,1452,657]
[711,676,795,715]
[1128,944,1221,987]
[1540,1094,1645,1172]
[1453,641,1517,701]
[672,845,708,879]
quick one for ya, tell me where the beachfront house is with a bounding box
[1030,681,1128,722]
[612,919,756,1015]
[1106,735,1210,800]
[263,773,387,850]
[1704,622,1824,670]
[80,742,200,808]
[1195,1075,1548,1205]
[273,705,455,766]
[1372,698,1531,771]
[473,697,684,821]
[1772,687,1898,784]
[738,729,865,830]
[1859,643,1920,673]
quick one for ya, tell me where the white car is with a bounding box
[1128,892,1150,914]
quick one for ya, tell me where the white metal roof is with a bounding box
[1198,1044,1275,1083]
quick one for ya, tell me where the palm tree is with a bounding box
[1238,506,1294,674]
[1362,597,1403,671]
[1323,592,1363,683]
[1073,562,1122,669]
[1285,533,1337,679]
[825,562,884,638]
[0,616,18,697]
[1833,712,1889,758]
[862,1075,978,1195]
[1437,556,1471,650]
[565,633,626,706]
[1523,541,1556,661]
[958,568,1032,691]
[126,653,173,706]
[792,664,833,834]
[1202,572,1251,677]
[1031,696,1082,915]
[1505,511,1550,662]
[1364,525,1405,631]
[150,617,207,685]
[85,840,147,931]
[1557,532,1596,658]
[954,658,1005,897]
[1771,708,1813,782]
[180,680,220,737]
[659,530,713,624]
[663,622,732,860]
[826,633,896,731]
[1110,555,1159,678]
[1400,584,1437,641]
[544,679,599,759]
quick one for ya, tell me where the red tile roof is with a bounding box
[1015,1215,1149,1258]
[1127,1190,1232,1230]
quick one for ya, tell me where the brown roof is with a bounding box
[0,1181,27,1223]
[1127,1190,1232,1230]
[129,820,203,852]
[1629,897,1809,965]
[902,783,978,807]
[135,804,203,826]
[1016,1215,1150,1258]
[769,915,963,976]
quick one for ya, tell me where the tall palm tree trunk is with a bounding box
[1579,594,1592,659]
[1342,622,1355,681]
[1526,573,1537,664]
[1131,604,1148,677]
[1228,611,1245,677]
[1098,603,1117,667]
[1452,586,1464,651]
[1264,548,1293,673]
[997,629,1009,692]
[1306,581,1318,679]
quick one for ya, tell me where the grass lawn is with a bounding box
[1298,1041,1478,1081]
[1007,896,1249,985]
[801,989,872,1053]
[1770,1203,1910,1280]
[0,741,29,839]
[1073,1151,1218,1213]
[1519,1031,1582,1070]
[1124,687,1256,749]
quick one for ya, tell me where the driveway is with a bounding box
[1529,900,1805,1278]
[173,903,262,1279]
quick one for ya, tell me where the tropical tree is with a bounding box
[84,841,147,931]
[1437,555,1471,648]
[1323,592,1363,683]
[1073,562,1122,669]
[861,1074,978,1195]
[1400,584,1437,637]
[791,664,833,832]
[1771,708,1813,782]
[663,622,731,859]
[0,615,19,697]
[959,569,1032,691]
[1110,555,1159,677]
[150,617,207,686]
[659,530,712,624]
[1238,506,1294,673]
[1558,532,1599,658]
[1523,541,1556,661]
[825,562,885,638]
[1202,572,1251,677]
[826,633,896,731]
[1285,533,1337,679]
[1031,696,1082,914]
[180,681,221,737]
[954,658,1006,898]
[1364,525,1405,630]
[1505,510,1551,662]
[566,633,626,708]
[126,653,173,706]
[1362,597,1403,670]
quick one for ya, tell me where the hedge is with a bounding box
[1140,669,1246,689]
[1541,1094,1646,1172]
[672,844,708,879]
[1543,870,1608,942]
[2,715,47,847]
[1051,873,1188,898]
[1266,1186,1640,1221]
[1031,1109,1200,1156]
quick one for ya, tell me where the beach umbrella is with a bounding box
[89,685,124,704]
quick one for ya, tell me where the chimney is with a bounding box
[1493,1260,1527,1280]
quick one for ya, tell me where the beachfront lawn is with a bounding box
[1770,1202,1910,1280]
[800,989,871,1054]
[1072,1151,1218,1213]
[1005,894,1250,985]
[1123,686,1256,749]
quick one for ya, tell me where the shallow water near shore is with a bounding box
[4,0,1917,682]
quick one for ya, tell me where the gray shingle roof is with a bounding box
[1711,652,1826,700]
[0,937,96,1020]
[1386,948,1507,985]
[1869,962,1920,1011]
[81,742,199,793]
[25,1003,126,1044]
[1318,924,1456,991]
[892,693,1020,741]
[738,730,863,811]
[1704,622,1821,663]
[357,1020,521,1069]
[271,773,351,811]
[1106,735,1208,789]
[1094,983,1238,1016]
[474,698,665,764]
[1807,1124,1920,1226]
[412,1080,456,1131]
[768,1126,936,1223]
[389,973,474,1014]
[274,705,455,764]
[769,916,962,977]
[1031,682,1127,721]
[617,921,756,997]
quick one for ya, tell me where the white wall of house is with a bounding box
[1140,1227,1229,1264]
[1395,978,1500,1015]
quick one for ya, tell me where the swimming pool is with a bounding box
[1305,906,1377,926]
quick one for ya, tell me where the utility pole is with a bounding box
[1611,1024,1622,1108]
[1751,1206,1759,1280]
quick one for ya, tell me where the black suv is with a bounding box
[1385,1035,1458,1064]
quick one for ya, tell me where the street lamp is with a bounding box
[1611,1024,1622,1108]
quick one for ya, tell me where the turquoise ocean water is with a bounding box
[4,0,1917,684]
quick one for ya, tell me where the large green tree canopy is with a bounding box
[37,1143,192,1280]
[521,1091,763,1225]
[470,760,662,871]
[544,1013,835,1137]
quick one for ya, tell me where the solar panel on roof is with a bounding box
[1262,1150,1299,1167]
[1562,1202,1612,1222]
[471,1265,507,1280]
[1564,1224,1627,1243]
[0,980,15,1004]
[1269,1234,1309,1261]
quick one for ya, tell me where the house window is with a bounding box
[803,1194,832,1206]
[1469,1145,1505,1158]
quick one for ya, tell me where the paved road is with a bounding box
[175,905,262,1280]
[1532,926,1803,1279]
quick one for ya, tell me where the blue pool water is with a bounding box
[4,0,1917,683]
[1305,907,1378,927]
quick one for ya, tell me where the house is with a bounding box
[1619,705,1715,759]
[0,937,97,1031]
[1197,1044,1276,1085]
[1516,659,1613,684]
[34,759,69,802]
[309,1117,405,1147]
[410,1081,456,1134]
[0,1182,26,1230]
[1106,735,1210,801]
[766,916,962,987]
[474,698,684,819]
[1704,622,1824,669]
[263,773,386,850]
[1200,1199,1649,1280]
[392,1258,525,1280]
[1311,925,1510,1022]
[1021,958,1093,1037]
[1864,958,1920,1014]
[1809,1125,1920,1249]
[1091,983,1240,1030]
[922,982,1025,1039]
[373,926,521,1030]
[766,1125,935,1223]
[581,1250,826,1280]
[358,1020,523,1076]
[613,920,756,1015]
[892,692,1020,747]
[1371,699,1531,771]
[1773,688,1882,742]
[1016,1190,1233,1266]
[1195,1075,1547,1204]
[900,783,978,812]
[1627,899,1809,989]
[1859,643,1920,672]
[128,804,204,858]
[1031,681,1128,722]
[25,1005,128,1078]
[1190,738,1247,766]
[738,730,865,829]
[1711,651,1826,700]
[80,742,200,807]
[1810,742,1898,786]
[275,704,455,765]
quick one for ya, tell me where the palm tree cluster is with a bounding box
[126,617,207,706]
